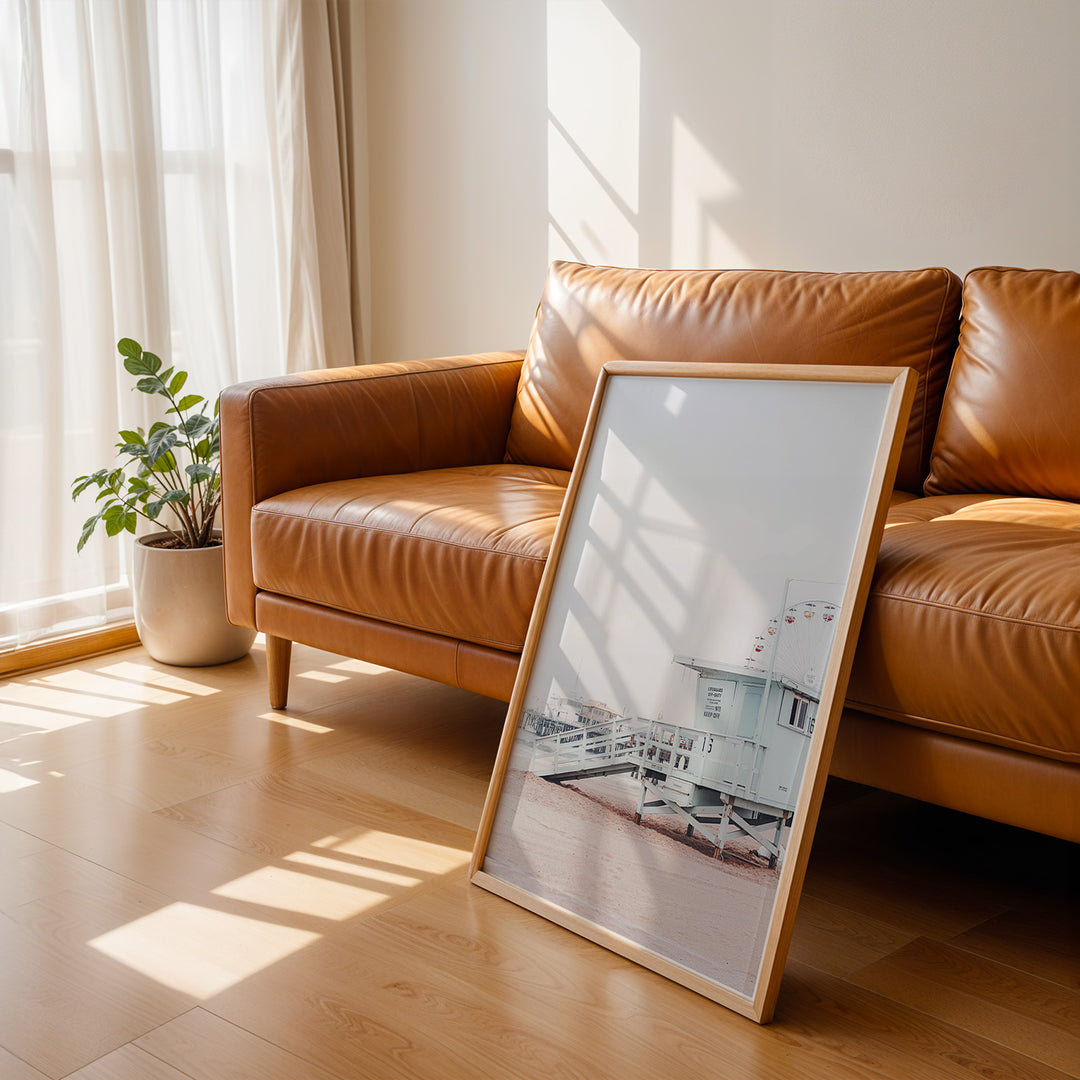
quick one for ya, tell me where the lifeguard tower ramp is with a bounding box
[529,718,644,782]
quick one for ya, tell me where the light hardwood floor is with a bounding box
[0,640,1076,1080]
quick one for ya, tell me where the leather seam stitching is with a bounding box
[871,590,1079,633]
[247,357,524,407]
[251,507,552,563]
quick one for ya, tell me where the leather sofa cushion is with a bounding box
[848,494,1080,763]
[926,267,1080,499]
[506,261,962,493]
[250,465,570,652]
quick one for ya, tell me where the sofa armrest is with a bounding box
[219,351,525,628]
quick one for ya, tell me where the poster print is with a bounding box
[472,362,914,1022]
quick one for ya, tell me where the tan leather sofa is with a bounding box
[220,262,1079,843]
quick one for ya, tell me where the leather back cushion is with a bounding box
[506,262,962,493]
[925,267,1080,499]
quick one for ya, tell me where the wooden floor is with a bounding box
[0,640,1076,1080]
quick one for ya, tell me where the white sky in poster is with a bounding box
[525,374,892,725]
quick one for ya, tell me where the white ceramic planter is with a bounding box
[133,531,255,666]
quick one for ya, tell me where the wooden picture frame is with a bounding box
[471,362,915,1023]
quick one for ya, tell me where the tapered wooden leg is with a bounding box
[266,635,292,710]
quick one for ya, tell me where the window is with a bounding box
[781,692,814,736]
[0,0,357,653]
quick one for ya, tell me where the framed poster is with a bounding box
[471,362,915,1023]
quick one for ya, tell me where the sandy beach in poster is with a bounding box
[482,748,780,999]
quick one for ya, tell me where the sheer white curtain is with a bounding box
[0,0,360,651]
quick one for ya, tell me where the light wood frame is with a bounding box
[471,362,915,1023]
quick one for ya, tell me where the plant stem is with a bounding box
[157,382,216,547]
[113,489,188,546]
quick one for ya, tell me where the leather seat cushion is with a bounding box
[250,464,571,652]
[848,494,1080,763]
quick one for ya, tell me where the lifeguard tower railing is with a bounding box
[637,720,764,798]
[531,717,763,798]
[529,719,645,781]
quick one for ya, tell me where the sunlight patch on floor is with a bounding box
[313,828,474,863]
[296,669,348,684]
[212,864,401,921]
[0,682,146,720]
[0,766,39,792]
[97,661,222,697]
[88,901,321,999]
[0,699,99,733]
[260,712,335,734]
[286,848,424,887]
[38,669,189,705]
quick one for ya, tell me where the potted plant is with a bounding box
[72,337,254,666]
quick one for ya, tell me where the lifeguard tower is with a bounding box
[528,599,839,866]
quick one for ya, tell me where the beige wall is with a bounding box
[363,0,1080,364]
[364,0,547,364]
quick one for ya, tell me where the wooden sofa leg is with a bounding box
[266,635,292,710]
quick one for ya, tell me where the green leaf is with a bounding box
[146,427,178,464]
[146,490,188,518]
[142,351,163,374]
[124,511,138,534]
[71,471,106,499]
[175,393,203,412]
[136,376,165,395]
[182,414,211,439]
[128,476,151,492]
[121,339,160,378]
[76,514,102,553]
[186,463,215,483]
[118,429,145,446]
[170,371,189,397]
[150,450,177,474]
[103,503,128,537]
